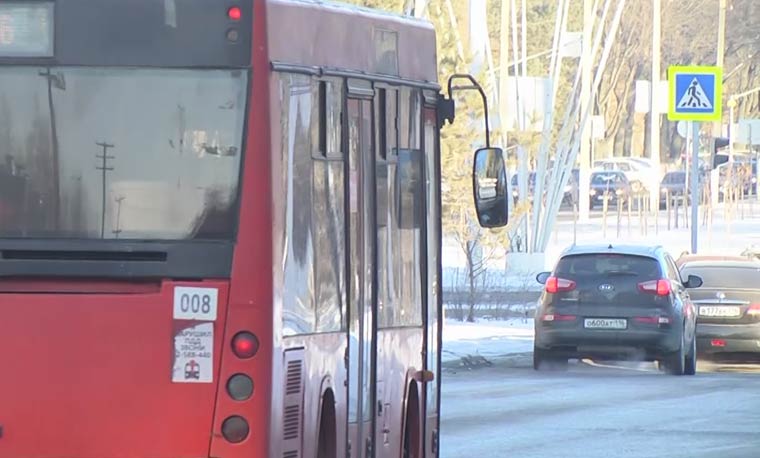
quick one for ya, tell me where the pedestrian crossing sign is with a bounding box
[668,65,722,121]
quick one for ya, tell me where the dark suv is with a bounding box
[534,244,703,375]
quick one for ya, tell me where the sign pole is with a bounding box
[691,121,700,254]
[667,64,722,255]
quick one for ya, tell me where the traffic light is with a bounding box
[712,137,730,169]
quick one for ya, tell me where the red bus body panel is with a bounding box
[209,0,274,457]
[0,280,229,458]
[0,1,442,457]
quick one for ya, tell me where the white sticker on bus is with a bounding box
[172,322,214,384]
[173,286,218,321]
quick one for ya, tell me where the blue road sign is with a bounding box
[668,66,722,121]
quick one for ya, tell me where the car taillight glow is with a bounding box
[542,313,576,322]
[633,316,671,325]
[711,339,726,347]
[637,279,671,296]
[232,331,259,359]
[546,276,576,294]
[748,304,760,316]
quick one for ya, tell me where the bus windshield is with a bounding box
[0,67,247,240]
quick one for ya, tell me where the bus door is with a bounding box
[345,79,377,458]
[422,95,442,458]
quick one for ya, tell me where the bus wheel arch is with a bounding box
[402,379,422,458]
[316,387,337,458]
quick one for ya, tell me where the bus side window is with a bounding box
[317,79,343,159]
[280,74,346,336]
[391,87,423,327]
[312,78,346,332]
[280,72,316,336]
[376,87,396,329]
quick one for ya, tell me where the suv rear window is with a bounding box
[556,254,661,279]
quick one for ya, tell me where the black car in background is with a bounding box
[678,257,760,360]
[659,171,688,207]
[589,171,631,209]
[534,244,703,375]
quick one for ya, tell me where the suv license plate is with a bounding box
[584,318,627,330]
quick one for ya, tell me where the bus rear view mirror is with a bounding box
[472,147,508,228]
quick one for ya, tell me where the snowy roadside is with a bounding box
[441,318,535,369]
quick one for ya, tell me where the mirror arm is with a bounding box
[445,74,491,148]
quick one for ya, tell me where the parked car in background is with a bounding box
[589,171,631,209]
[659,171,701,208]
[595,158,652,192]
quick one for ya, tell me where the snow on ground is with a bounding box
[442,318,535,363]
[440,202,760,365]
[544,203,760,269]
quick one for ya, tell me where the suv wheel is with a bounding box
[665,334,686,376]
[684,335,697,376]
[533,347,568,371]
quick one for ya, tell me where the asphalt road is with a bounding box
[439,356,760,458]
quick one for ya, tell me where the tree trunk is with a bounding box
[466,240,477,322]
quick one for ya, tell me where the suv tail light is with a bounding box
[637,279,671,296]
[542,313,577,322]
[748,304,760,317]
[634,316,671,325]
[546,277,576,294]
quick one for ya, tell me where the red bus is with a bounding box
[0,1,508,458]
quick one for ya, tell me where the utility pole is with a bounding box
[717,0,728,147]
[96,141,115,239]
[717,0,727,71]
[520,0,527,79]
[499,0,510,144]
[578,0,593,222]
[649,0,662,214]
[39,68,62,229]
[717,0,731,213]
[112,196,125,238]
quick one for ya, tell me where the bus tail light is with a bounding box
[221,416,249,443]
[227,6,242,21]
[232,332,259,359]
[227,374,254,401]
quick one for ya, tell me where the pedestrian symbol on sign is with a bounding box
[676,78,712,110]
[184,360,201,380]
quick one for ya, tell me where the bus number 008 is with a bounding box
[180,293,212,314]
[173,287,218,320]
